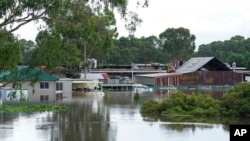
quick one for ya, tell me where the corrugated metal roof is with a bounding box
[80,73,106,80]
[135,57,230,78]
[176,57,214,73]
[135,72,182,78]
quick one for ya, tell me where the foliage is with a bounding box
[196,35,250,67]
[220,82,250,117]
[141,83,250,119]
[0,0,62,33]
[141,91,220,117]
[103,90,110,105]
[159,27,196,61]
[19,39,36,65]
[105,35,169,65]
[0,0,148,75]
[140,99,160,115]
[0,104,67,113]
[0,29,21,72]
[30,30,80,69]
[0,0,148,34]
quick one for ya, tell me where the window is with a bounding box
[56,83,63,91]
[40,82,49,89]
[40,95,49,102]
[56,93,63,100]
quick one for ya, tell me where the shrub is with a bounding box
[141,91,220,117]
[221,82,250,117]
[140,100,160,115]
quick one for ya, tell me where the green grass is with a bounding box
[0,104,68,113]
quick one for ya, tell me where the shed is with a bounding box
[134,57,243,87]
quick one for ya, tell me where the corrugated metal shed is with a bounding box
[134,57,242,86]
[176,57,230,73]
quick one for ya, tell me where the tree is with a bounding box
[159,27,196,61]
[30,30,80,70]
[19,39,35,65]
[196,35,250,67]
[0,0,62,33]
[42,1,118,78]
[0,29,21,72]
[221,82,250,117]
[1,0,149,79]
[0,0,148,33]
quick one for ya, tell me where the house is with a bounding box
[134,57,244,87]
[0,66,60,102]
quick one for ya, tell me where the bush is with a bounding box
[141,91,220,117]
[140,100,160,115]
[221,82,250,117]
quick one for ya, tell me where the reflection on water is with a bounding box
[0,91,245,141]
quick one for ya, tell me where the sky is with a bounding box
[14,0,250,51]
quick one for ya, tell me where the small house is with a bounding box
[0,66,60,102]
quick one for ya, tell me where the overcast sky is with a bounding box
[117,0,250,50]
[14,0,250,50]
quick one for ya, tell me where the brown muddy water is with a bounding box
[0,91,248,141]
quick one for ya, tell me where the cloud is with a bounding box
[12,0,250,50]
[116,0,250,48]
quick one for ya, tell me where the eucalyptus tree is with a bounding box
[159,27,196,61]
[19,39,36,65]
[0,0,61,33]
[0,0,149,79]
[196,35,250,67]
[30,30,80,70]
[0,29,21,72]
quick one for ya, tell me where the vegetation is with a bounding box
[159,27,196,61]
[220,82,250,117]
[104,27,195,65]
[103,90,110,105]
[1,0,148,81]
[195,35,250,68]
[1,1,250,72]
[141,91,220,117]
[141,82,250,118]
[0,104,67,113]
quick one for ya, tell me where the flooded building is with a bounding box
[0,66,60,102]
[134,57,244,87]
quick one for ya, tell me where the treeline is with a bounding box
[100,27,196,65]
[196,35,250,67]
[97,33,250,68]
[16,29,250,69]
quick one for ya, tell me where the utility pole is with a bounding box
[84,45,87,79]
[131,63,134,83]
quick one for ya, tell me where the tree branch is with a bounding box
[3,11,46,33]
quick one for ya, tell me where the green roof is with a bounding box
[0,66,59,82]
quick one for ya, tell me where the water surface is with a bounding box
[0,91,236,141]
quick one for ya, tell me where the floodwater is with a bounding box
[0,91,247,141]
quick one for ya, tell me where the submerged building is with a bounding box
[134,57,245,87]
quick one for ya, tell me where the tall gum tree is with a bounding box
[159,27,196,61]
[0,0,149,79]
